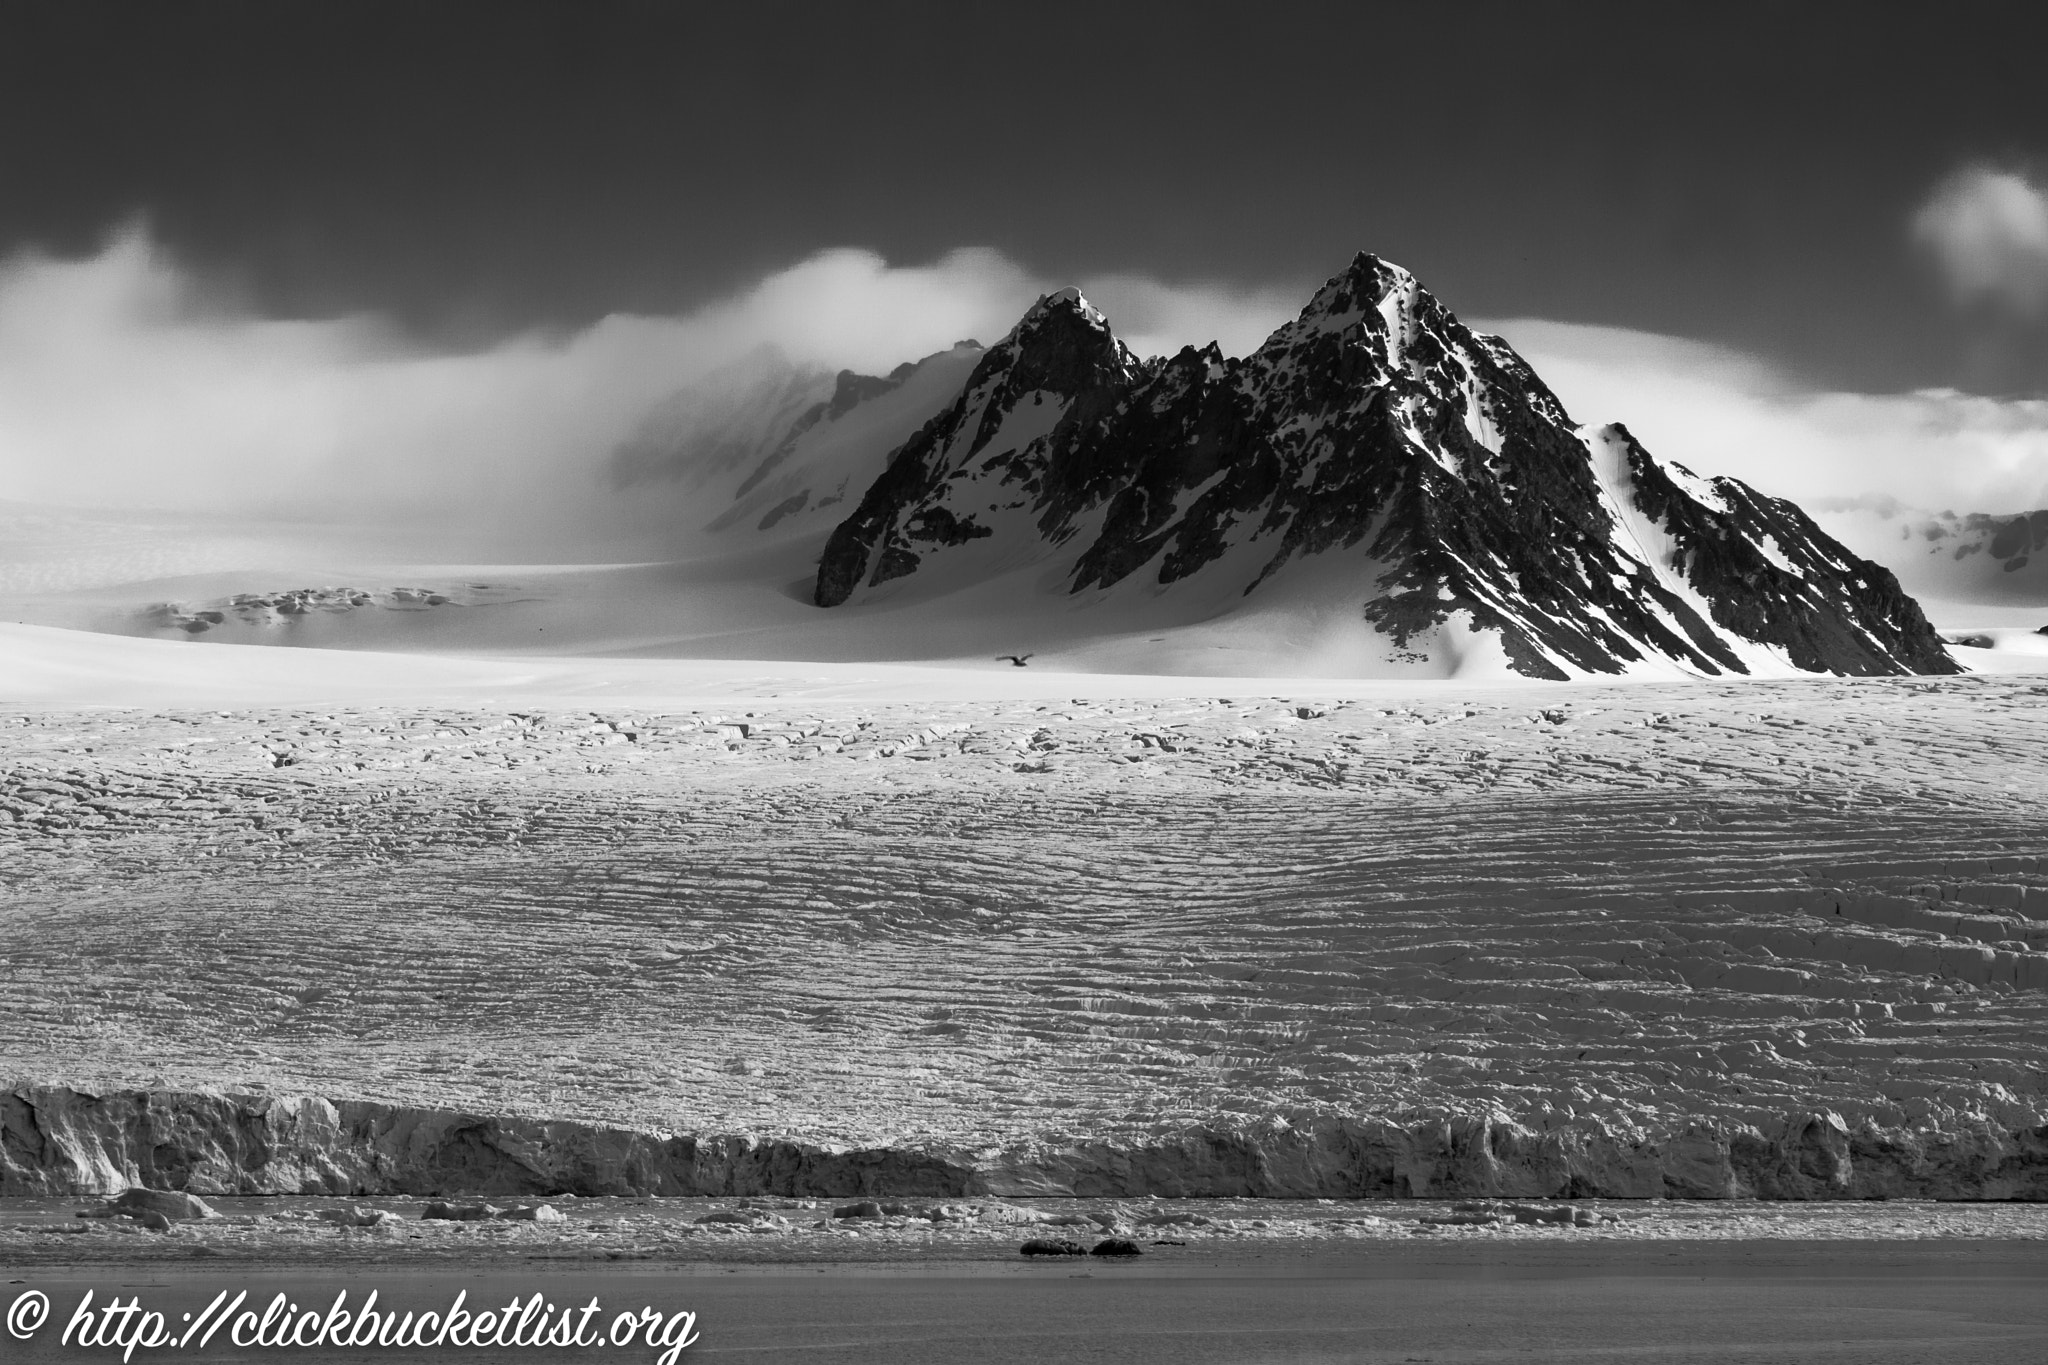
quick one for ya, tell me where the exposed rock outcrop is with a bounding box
[6,1086,2041,1201]
[144,587,460,638]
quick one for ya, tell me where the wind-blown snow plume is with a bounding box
[1911,164,2048,320]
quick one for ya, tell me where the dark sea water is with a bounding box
[7,1243,2044,1364]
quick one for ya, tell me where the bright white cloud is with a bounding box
[0,227,714,542]
[1910,165,2048,318]
[706,245,1042,370]
[3,225,2040,572]
[0,228,1297,555]
[1485,317,2048,513]
[1077,274,1300,360]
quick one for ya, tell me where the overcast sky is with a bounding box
[6,1,2044,392]
[2,1,2045,527]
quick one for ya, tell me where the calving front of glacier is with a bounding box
[2,678,2044,1200]
[9,1085,2045,1200]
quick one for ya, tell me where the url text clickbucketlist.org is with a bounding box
[7,1287,700,1363]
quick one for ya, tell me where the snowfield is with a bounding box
[4,626,2046,1196]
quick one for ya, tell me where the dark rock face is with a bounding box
[7,1086,2044,1200]
[815,289,1140,608]
[1617,436,1957,675]
[812,254,1957,678]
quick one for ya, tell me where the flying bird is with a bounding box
[998,654,1033,667]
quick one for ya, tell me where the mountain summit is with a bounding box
[807,254,1956,679]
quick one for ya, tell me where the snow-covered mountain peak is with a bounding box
[1284,251,1419,333]
[1013,285,1111,335]
[796,252,1956,679]
[957,283,1142,417]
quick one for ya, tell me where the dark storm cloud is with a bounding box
[4,1,2045,394]
[0,0,2045,540]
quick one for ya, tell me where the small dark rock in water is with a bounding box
[1089,1237,1143,1257]
[2037,624,2048,636]
[1019,1237,1090,1257]
[420,1201,502,1221]
[832,1201,883,1220]
[113,1189,217,1221]
[1150,1239,1186,1246]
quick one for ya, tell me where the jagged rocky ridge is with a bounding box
[813,256,1956,679]
[6,1087,2043,1200]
